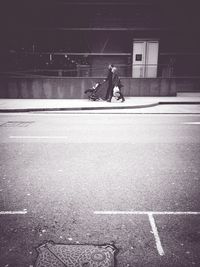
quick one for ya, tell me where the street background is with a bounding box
[0,103,200,266]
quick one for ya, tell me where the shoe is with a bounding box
[106,99,111,102]
[121,99,125,102]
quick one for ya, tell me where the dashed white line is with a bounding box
[94,210,200,256]
[148,213,165,256]
[182,122,200,125]
[0,210,27,215]
[94,211,200,215]
[9,136,68,139]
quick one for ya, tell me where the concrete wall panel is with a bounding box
[0,76,200,98]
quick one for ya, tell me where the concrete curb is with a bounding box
[0,100,200,113]
[0,102,159,112]
[159,101,200,105]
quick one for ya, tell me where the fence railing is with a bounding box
[0,63,200,78]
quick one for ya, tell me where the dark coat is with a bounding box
[105,68,113,86]
[112,72,123,89]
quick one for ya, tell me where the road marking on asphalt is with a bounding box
[94,211,200,256]
[0,210,27,215]
[1,113,200,116]
[148,213,165,256]
[94,211,200,215]
[182,122,200,124]
[9,136,69,139]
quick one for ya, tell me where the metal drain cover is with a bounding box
[35,241,116,267]
[0,121,34,127]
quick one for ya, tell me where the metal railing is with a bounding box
[0,64,200,78]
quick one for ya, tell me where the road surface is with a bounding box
[0,111,200,266]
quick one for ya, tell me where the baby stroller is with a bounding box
[84,82,103,101]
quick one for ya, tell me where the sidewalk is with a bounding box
[0,97,200,112]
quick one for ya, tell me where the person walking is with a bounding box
[103,64,114,101]
[112,67,125,102]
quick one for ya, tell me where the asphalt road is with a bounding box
[0,112,200,267]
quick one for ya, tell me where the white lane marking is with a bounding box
[94,211,200,215]
[0,210,27,215]
[148,213,165,256]
[1,113,200,116]
[9,136,68,139]
[94,210,200,256]
[182,122,200,124]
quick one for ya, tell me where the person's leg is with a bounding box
[118,92,125,102]
[105,88,109,100]
[106,86,113,102]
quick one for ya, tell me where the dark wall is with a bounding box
[1,1,200,77]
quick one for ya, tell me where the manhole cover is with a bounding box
[0,121,34,127]
[35,241,116,267]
